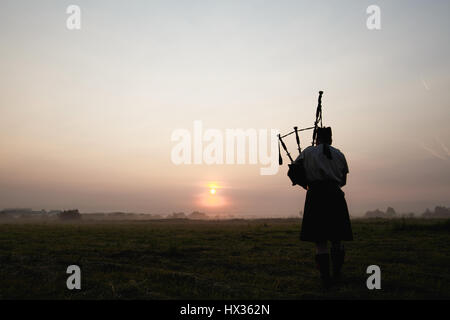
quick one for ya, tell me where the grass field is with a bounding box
[0,218,449,300]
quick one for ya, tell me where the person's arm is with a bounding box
[340,173,347,187]
[291,148,309,190]
[340,152,349,187]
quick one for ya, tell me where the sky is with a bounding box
[0,0,449,217]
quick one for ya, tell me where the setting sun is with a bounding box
[196,182,227,208]
[208,183,219,196]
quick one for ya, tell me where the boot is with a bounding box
[315,253,331,289]
[330,246,345,280]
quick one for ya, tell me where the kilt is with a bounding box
[300,181,353,242]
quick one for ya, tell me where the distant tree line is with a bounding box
[422,206,450,218]
[0,208,232,221]
[167,211,209,220]
[365,206,450,218]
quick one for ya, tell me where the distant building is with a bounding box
[58,209,81,220]
[0,208,32,219]
[167,212,187,219]
[48,210,62,216]
[1,208,32,214]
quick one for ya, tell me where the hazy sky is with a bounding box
[1,0,449,216]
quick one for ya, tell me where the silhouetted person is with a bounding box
[295,127,353,288]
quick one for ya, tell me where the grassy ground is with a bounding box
[0,218,449,300]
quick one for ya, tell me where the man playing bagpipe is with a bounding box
[293,127,353,289]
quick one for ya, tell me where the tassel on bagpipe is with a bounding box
[278,134,293,164]
[278,139,283,165]
[294,126,301,154]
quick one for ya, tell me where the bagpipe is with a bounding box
[278,91,324,189]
